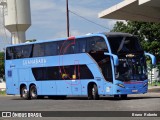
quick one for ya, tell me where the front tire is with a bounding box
[114,95,119,99]
[88,84,99,100]
[30,85,38,99]
[121,94,127,99]
[20,86,30,100]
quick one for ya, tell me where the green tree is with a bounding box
[111,21,160,64]
[0,52,4,78]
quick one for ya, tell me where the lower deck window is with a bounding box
[32,65,94,81]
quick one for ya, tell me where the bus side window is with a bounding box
[60,66,71,79]
[57,41,64,55]
[32,67,60,80]
[79,65,94,79]
[32,68,44,80]
[65,44,75,54]
[75,38,87,53]
[99,56,113,83]
[33,43,45,57]
[87,37,108,52]
[88,39,96,52]
[45,42,57,56]
[58,40,75,55]
[14,46,23,59]
[21,45,33,58]
[64,40,75,54]
[6,47,14,60]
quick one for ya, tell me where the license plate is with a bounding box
[132,90,138,92]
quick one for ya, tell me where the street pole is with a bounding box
[66,0,69,37]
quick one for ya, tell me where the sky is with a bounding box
[0,0,123,51]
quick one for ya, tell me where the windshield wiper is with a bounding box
[117,37,126,53]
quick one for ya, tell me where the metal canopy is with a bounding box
[98,0,160,23]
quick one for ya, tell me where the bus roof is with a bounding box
[5,33,104,48]
[103,32,133,37]
[5,32,134,48]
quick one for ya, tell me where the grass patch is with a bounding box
[0,90,6,95]
[148,81,160,86]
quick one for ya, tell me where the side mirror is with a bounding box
[104,53,119,66]
[145,52,156,65]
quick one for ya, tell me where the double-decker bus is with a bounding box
[5,32,156,100]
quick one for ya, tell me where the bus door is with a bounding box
[57,38,77,95]
[99,56,113,94]
[6,65,19,94]
[39,68,56,95]
[71,64,82,95]
[56,66,72,95]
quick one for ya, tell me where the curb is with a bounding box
[148,87,160,93]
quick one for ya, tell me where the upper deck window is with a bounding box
[6,45,32,60]
[6,36,108,60]
[44,42,58,56]
[107,36,143,54]
[87,36,108,52]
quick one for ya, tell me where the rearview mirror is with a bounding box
[104,53,119,66]
[145,52,156,65]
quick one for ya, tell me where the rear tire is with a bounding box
[121,94,127,99]
[88,84,99,100]
[20,86,30,100]
[30,85,38,99]
[114,95,120,99]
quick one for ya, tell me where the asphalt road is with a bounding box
[0,93,160,120]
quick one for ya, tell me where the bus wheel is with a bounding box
[21,86,30,100]
[88,84,99,100]
[30,85,38,99]
[121,94,127,99]
[114,95,119,99]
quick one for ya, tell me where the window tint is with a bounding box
[32,65,93,81]
[6,47,14,60]
[87,37,108,52]
[99,56,113,82]
[33,44,45,57]
[6,36,107,60]
[14,46,23,59]
[60,65,94,80]
[75,38,87,53]
[60,66,74,79]
[79,65,94,79]
[57,41,63,55]
[21,45,33,58]
[58,40,75,55]
[107,37,122,54]
[6,45,32,60]
[44,42,57,56]
[32,67,60,80]
[107,36,143,54]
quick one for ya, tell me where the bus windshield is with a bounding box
[107,36,143,54]
[115,55,147,81]
[107,36,147,81]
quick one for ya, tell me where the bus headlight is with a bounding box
[116,83,125,88]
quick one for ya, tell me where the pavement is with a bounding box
[148,86,160,93]
[0,86,160,96]
[0,85,160,97]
